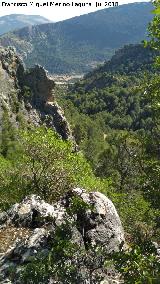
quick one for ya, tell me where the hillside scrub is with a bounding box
[0,127,110,210]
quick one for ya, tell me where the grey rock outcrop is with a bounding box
[19,64,55,106]
[0,46,73,140]
[71,188,124,252]
[0,189,124,283]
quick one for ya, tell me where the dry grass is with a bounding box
[0,226,32,254]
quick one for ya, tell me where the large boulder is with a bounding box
[70,188,124,252]
[0,189,124,283]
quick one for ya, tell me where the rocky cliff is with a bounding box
[0,46,72,140]
[0,188,125,284]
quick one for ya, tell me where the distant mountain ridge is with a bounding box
[0,2,153,74]
[0,14,51,35]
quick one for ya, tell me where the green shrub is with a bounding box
[0,127,109,209]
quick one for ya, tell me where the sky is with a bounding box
[0,0,150,22]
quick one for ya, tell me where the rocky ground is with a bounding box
[0,188,125,284]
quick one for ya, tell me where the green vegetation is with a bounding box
[0,110,17,158]
[59,44,158,172]
[53,42,160,243]
[111,243,160,283]
[0,127,109,210]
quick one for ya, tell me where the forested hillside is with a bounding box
[0,2,153,74]
[61,44,158,145]
[57,41,160,239]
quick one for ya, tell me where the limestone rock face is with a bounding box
[0,189,124,283]
[0,46,73,140]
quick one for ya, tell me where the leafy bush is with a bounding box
[111,243,160,283]
[0,127,109,209]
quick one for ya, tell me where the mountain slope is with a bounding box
[0,2,153,74]
[56,43,158,179]
[73,44,158,91]
[0,14,51,35]
[63,44,158,131]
